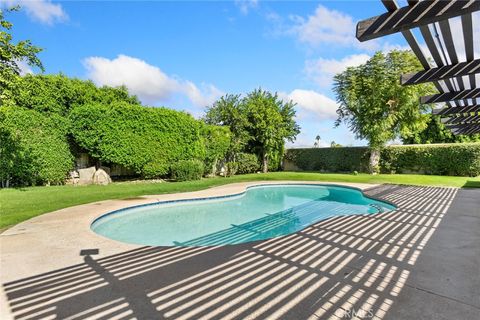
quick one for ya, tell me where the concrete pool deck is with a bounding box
[0,181,479,319]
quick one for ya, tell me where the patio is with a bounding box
[1,183,479,319]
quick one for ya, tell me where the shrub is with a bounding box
[236,153,260,174]
[225,162,239,177]
[170,160,204,181]
[70,102,205,178]
[284,143,480,177]
[0,107,74,187]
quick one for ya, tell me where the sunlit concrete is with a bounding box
[1,182,478,319]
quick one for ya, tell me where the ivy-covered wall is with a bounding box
[284,143,480,177]
[70,102,207,178]
[0,107,74,187]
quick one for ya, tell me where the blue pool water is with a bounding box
[91,184,395,247]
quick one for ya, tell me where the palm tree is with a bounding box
[313,135,321,148]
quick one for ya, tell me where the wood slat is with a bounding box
[433,104,480,116]
[356,0,480,42]
[381,0,456,107]
[461,13,477,91]
[443,114,480,124]
[446,123,480,135]
[421,88,480,104]
[381,0,399,12]
[419,24,461,106]
[401,59,480,85]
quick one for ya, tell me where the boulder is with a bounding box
[67,170,80,185]
[93,168,112,185]
[78,166,96,185]
[100,166,111,175]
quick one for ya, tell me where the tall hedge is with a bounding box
[0,107,74,187]
[284,143,480,177]
[284,147,370,172]
[11,74,139,115]
[380,144,480,176]
[70,102,206,178]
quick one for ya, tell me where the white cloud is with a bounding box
[84,54,223,108]
[183,81,224,108]
[287,5,379,51]
[3,0,68,25]
[234,0,258,15]
[304,54,370,88]
[274,4,411,53]
[281,89,338,121]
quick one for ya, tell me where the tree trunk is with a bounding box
[369,148,380,175]
[211,159,217,177]
[262,153,268,173]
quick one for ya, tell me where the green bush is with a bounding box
[170,160,204,181]
[225,161,239,177]
[236,153,260,174]
[0,107,74,187]
[284,143,480,177]
[70,102,205,178]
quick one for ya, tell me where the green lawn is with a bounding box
[1,172,479,230]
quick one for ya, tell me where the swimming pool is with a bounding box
[91,184,395,247]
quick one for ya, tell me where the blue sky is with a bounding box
[7,0,414,147]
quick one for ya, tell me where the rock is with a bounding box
[93,168,112,185]
[67,170,80,185]
[100,166,111,175]
[78,166,96,185]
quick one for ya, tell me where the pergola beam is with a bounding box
[356,0,480,42]
[433,104,480,116]
[381,0,456,108]
[443,114,480,125]
[361,1,480,135]
[420,88,480,104]
[401,59,480,86]
[446,123,480,135]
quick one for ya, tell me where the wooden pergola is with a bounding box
[356,0,480,135]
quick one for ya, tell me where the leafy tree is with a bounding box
[1,7,43,106]
[201,124,231,176]
[206,89,300,173]
[314,135,321,148]
[402,114,480,144]
[330,141,342,148]
[204,94,250,160]
[243,89,300,172]
[333,50,435,173]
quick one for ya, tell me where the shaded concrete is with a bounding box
[382,186,480,319]
[0,182,479,319]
